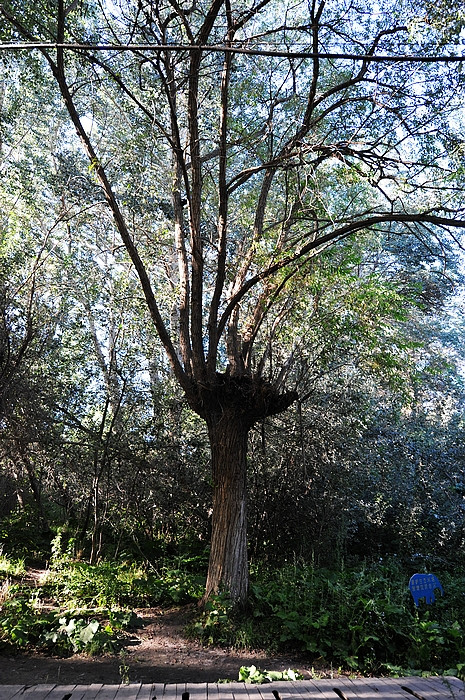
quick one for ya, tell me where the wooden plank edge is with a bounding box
[0,687,27,700]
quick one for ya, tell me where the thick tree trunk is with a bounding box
[203,412,249,605]
[193,373,298,607]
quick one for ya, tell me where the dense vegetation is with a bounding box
[1,0,465,680]
[3,547,465,677]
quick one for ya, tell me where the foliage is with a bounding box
[44,540,205,608]
[189,592,238,647]
[0,553,26,578]
[2,551,465,677]
[1,0,465,603]
[45,559,205,608]
[246,346,465,569]
[238,665,303,683]
[0,560,148,656]
[192,559,465,677]
[0,510,50,561]
[0,552,204,657]
[0,595,126,655]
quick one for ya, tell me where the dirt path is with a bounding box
[0,605,327,685]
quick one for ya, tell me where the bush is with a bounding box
[0,554,26,579]
[0,551,205,656]
[44,559,205,608]
[192,558,465,676]
[0,587,144,655]
[44,534,205,608]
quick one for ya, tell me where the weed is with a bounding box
[238,665,303,683]
[0,593,133,655]
[0,555,26,579]
[119,650,130,684]
[44,558,204,608]
[191,558,465,676]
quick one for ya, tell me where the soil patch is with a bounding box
[0,605,337,685]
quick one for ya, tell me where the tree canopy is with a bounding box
[0,0,465,603]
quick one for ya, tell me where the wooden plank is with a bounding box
[397,676,443,699]
[206,684,220,700]
[42,686,77,700]
[288,680,328,699]
[364,678,424,700]
[132,685,156,700]
[0,687,27,700]
[391,676,465,700]
[442,678,465,692]
[210,684,236,700]
[5,679,464,700]
[176,684,188,700]
[428,677,465,699]
[216,683,234,700]
[94,686,121,700]
[63,685,90,700]
[220,684,262,700]
[177,685,187,697]
[336,677,420,700]
[338,677,413,700]
[185,684,208,700]
[149,685,166,700]
[112,685,142,700]
[310,678,352,700]
[73,685,103,700]
[161,685,178,700]
[363,677,410,699]
[18,685,57,699]
[238,684,264,700]
[175,684,187,700]
[407,676,464,696]
[251,683,272,700]
[290,679,340,700]
[279,680,322,699]
[331,678,377,700]
[227,683,255,700]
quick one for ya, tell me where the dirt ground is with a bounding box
[0,605,335,686]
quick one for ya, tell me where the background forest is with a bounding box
[1,0,465,679]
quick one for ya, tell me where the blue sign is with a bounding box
[409,573,444,606]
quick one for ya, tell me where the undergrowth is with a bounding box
[42,530,206,608]
[191,558,465,678]
[0,554,26,578]
[0,536,205,656]
[2,543,465,678]
[0,590,140,654]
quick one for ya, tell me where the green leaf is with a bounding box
[79,620,100,644]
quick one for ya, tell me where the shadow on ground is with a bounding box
[0,606,320,685]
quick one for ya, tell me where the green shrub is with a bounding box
[189,592,238,647]
[192,559,465,676]
[0,593,137,655]
[43,555,205,609]
[0,555,26,579]
[238,665,303,683]
[40,615,121,655]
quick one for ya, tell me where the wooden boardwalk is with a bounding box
[0,677,463,700]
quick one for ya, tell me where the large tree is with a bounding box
[1,0,465,603]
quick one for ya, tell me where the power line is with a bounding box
[0,41,465,62]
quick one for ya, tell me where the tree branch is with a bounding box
[217,212,465,340]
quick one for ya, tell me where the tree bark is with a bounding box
[194,373,298,606]
[203,410,249,605]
